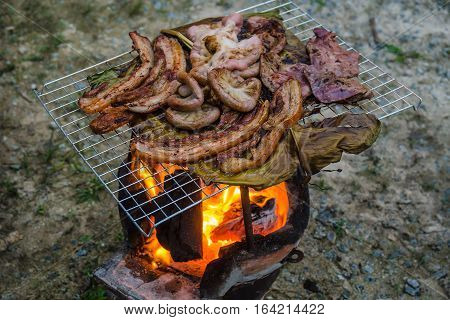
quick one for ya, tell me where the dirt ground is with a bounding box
[0,0,448,299]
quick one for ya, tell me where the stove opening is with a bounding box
[135,160,290,275]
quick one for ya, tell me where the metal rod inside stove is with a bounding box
[240,186,255,252]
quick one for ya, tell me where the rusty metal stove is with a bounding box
[93,159,310,299]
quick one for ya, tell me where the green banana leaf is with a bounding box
[190,113,381,190]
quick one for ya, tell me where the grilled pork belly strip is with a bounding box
[219,80,303,174]
[133,100,269,164]
[79,32,154,114]
[89,106,136,134]
[122,36,187,113]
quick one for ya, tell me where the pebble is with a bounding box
[337,243,349,253]
[340,289,351,299]
[432,270,447,280]
[362,264,374,274]
[313,226,327,240]
[316,208,334,225]
[327,231,336,244]
[324,250,337,262]
[404,279,420,296]
[76,248,88,257]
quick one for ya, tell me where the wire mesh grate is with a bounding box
[33,0,422,237]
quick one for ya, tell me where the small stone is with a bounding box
[76,248,88,257]
[313,226,327,240]
[406,279,420,289]
[432,270,447,280]
[404,286,420,297]
[364,275,375,283]
[337,243,349,253]
[340,289,351,299]
[362,264,374,274]
[324,250,337,262]
[327,231,336,244]
[316,208,334,225]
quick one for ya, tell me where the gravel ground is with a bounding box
[0,0,448,299]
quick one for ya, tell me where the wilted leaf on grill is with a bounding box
[191,113,381,189]
[87,58,138,89]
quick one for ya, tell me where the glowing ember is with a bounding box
[135,160,289,270]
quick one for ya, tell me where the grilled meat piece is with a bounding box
[219,128,284,174]
[245,16,286,53]
[188,13,263,85]
[305,69,373,103]
[219,80,303,174]
[304,28,373,103]
[121,36,186,113]
[208,68,261,112]
[125,78,180,113]
[79,32,154,114]
[260,52,311,99]
[233,61,260,79]
[165,104,221,130]
[167,72,204,111]
[307,27,359,78]
[89,106,136,134]
[263,79,304,130]
[133,100,269,164]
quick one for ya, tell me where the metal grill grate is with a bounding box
[33,0,422,237]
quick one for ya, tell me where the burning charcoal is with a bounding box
[210,198,277,242]
[155,170,203,262]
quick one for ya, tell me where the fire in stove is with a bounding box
[97,157,309,299]
[136,160,290,273]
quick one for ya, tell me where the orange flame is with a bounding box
[135,160,289,271]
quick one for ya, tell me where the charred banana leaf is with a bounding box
[191,113,381,189]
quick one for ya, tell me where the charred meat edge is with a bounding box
[79,32,154,114]
[167,72,204,111]
[133,100,269,164]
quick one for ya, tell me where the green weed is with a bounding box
[75,178,103,203]
[384,44,422,64]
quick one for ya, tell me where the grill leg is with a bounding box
[240,186,255,252]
